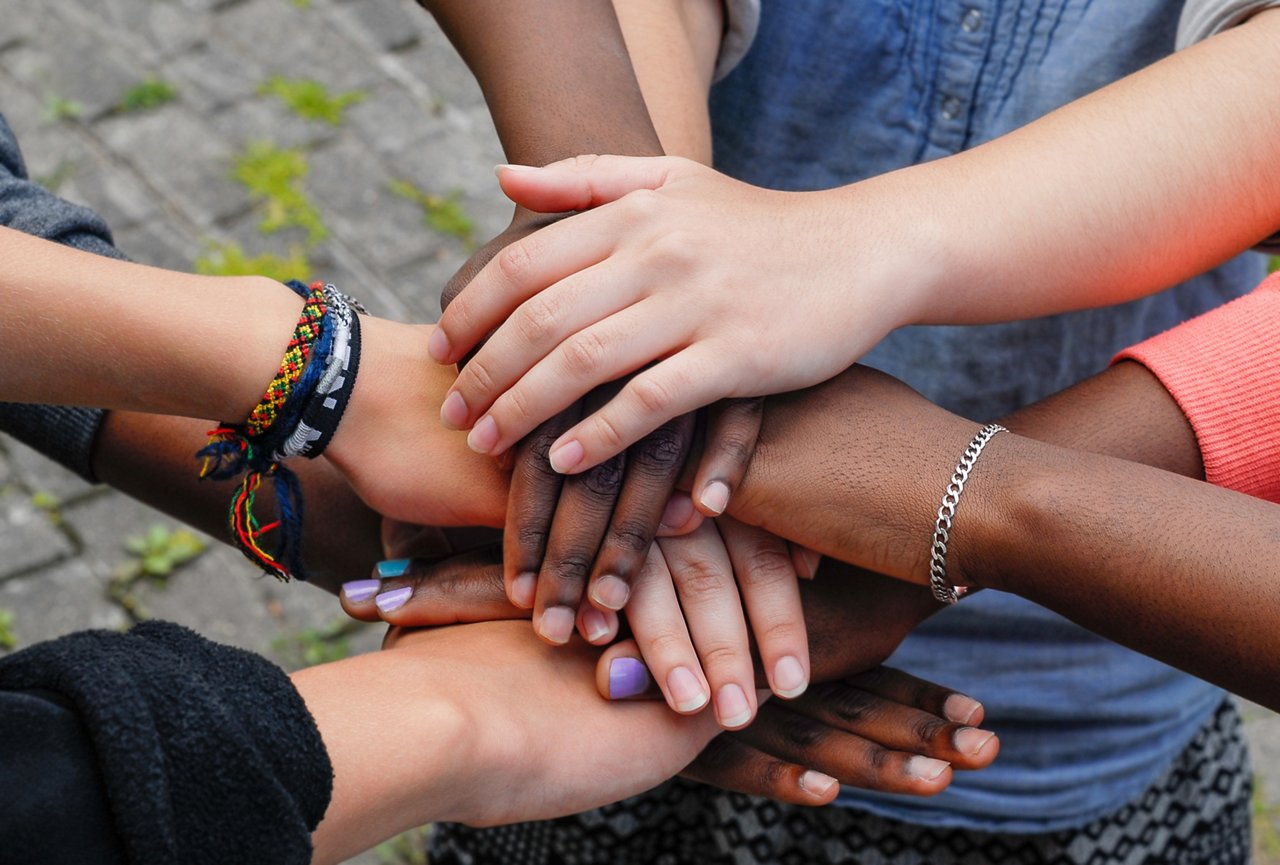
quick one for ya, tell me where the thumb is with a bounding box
[496,154,686,213]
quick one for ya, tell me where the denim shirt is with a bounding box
[710,1,1267,832]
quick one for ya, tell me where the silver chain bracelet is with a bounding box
[929,423,1008,605]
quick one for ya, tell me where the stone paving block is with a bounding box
[67,0,208,59]
[0,560,128,651]
[1,435,96,503]
[345,82,436,162]
[166,41,271,115]
[307,131,441,274]
[112,216,203,273]
[215,0,381,93]
[97,103,250,227]
[0,447,14,489]
[2,20,150,121]
[0,488,73,579]
[207,92,340,152]
[395,27,488,111]
[57,151,162,231]
[331,0,425,54]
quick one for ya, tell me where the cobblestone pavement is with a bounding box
[0,2,1277,862]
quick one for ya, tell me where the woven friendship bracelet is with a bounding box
[196,280,365,582]
[244,281,328,436]
[928,423,1007,605]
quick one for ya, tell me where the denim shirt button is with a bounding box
[961,8,984,32]
[940,95,963,120]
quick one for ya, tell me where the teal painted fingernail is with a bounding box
[377,559,410,578]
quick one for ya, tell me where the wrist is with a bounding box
[208,275,307,422]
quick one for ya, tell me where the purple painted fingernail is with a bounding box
[341,579,381,603]
[609,657,651,699]
[375,586,412,614]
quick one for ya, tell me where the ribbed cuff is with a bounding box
[1113,271,1280,501]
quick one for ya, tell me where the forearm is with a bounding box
[870,9,1280,325]
[0,226,296,419]
[418,0,664,164]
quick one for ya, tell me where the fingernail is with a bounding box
[800,550,822,580]
[799,770,838,797]
[715,683,753,728]
[658,494,694,530]
[609,657,651,699]
[548,439,584,473]
[537,606,576,645]
[376,559,410,578]
[906,756,950,781]
[582,608,611,643]
[375,586,412,614]
[590,575,630,610]
[667,666,709,713]
[510,572,536,608]
[954,727,995,757]
[440,391,468,429]
[467,416,499,454]
[698,481,730,516]
[341,579,381,603]
[943,694,982,725]
[494,163,538,176]
[772,655,808,699]
[428,328,452,364]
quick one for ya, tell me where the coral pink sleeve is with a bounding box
[1113,271,1280,501]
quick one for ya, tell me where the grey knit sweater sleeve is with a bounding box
[0,113,123,481]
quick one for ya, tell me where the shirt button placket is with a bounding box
[926,0,995,158]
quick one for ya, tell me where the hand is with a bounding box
[428,155,926,474]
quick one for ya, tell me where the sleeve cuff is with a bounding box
[1176,0,1280,50]
[1113,271,1280,501]
[714,0,761,81]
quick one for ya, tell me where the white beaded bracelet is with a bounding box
[929,424,1007,604]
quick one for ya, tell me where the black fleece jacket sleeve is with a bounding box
[0,621,333,865]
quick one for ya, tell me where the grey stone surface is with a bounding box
[0,487,74,579]
[1,437,96,503]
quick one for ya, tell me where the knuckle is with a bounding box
[561,330,610,378]
[778,712,830,750]
[635,426,688,472]
[495,237,537,286]
[608,519,656,555]
[515,524,551,553]
[754,757,793,791]
[697,640,744,673]
[591,413,627,452]
[503,387,535,425]
[515,296,561,347]
[579,453,626,497]
[643,628,692,661]
[546,553,593,588]
[674,556,730,601]
[752,617,804,651]
[817,683,881,727]
[712,432,756,471]
[911,715,951,748]
[462,356,497,396]
[630,375,676,418]
[621,187,663,218]
[736,544,795,587]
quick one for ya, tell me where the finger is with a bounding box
[594,639,662,701]
[340,546,525,626]
[682,733,839,807]
[843,666,987,727]
[658,523,757,729]
[549,344,732,474]
[495,154,686,214]
[790,543,822,580]
[735,702,954,797]
[586,413,695,612]
[654,493,705,537]
[788,676,999,771]
[692,398,764,517]
[576,603,620,645]
[465,299,689,458]
[626,544,711,714]
[442,262,649,432]
[503,409,577,609]
[532,448,626,645]
[716,516,810,700]
[429,210,619,366]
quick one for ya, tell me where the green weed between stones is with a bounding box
[389,179,475,248]
[0,608,16,652]
[1270,256,1279,274]
[271,618,365,669]
[118,76,178,113]
[258,76,365,126]
[44,96,83,122]
[195,242,312,282]
[108,524,207,621]
[233,142,328,243]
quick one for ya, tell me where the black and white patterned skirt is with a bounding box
[430,698,1251,865]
